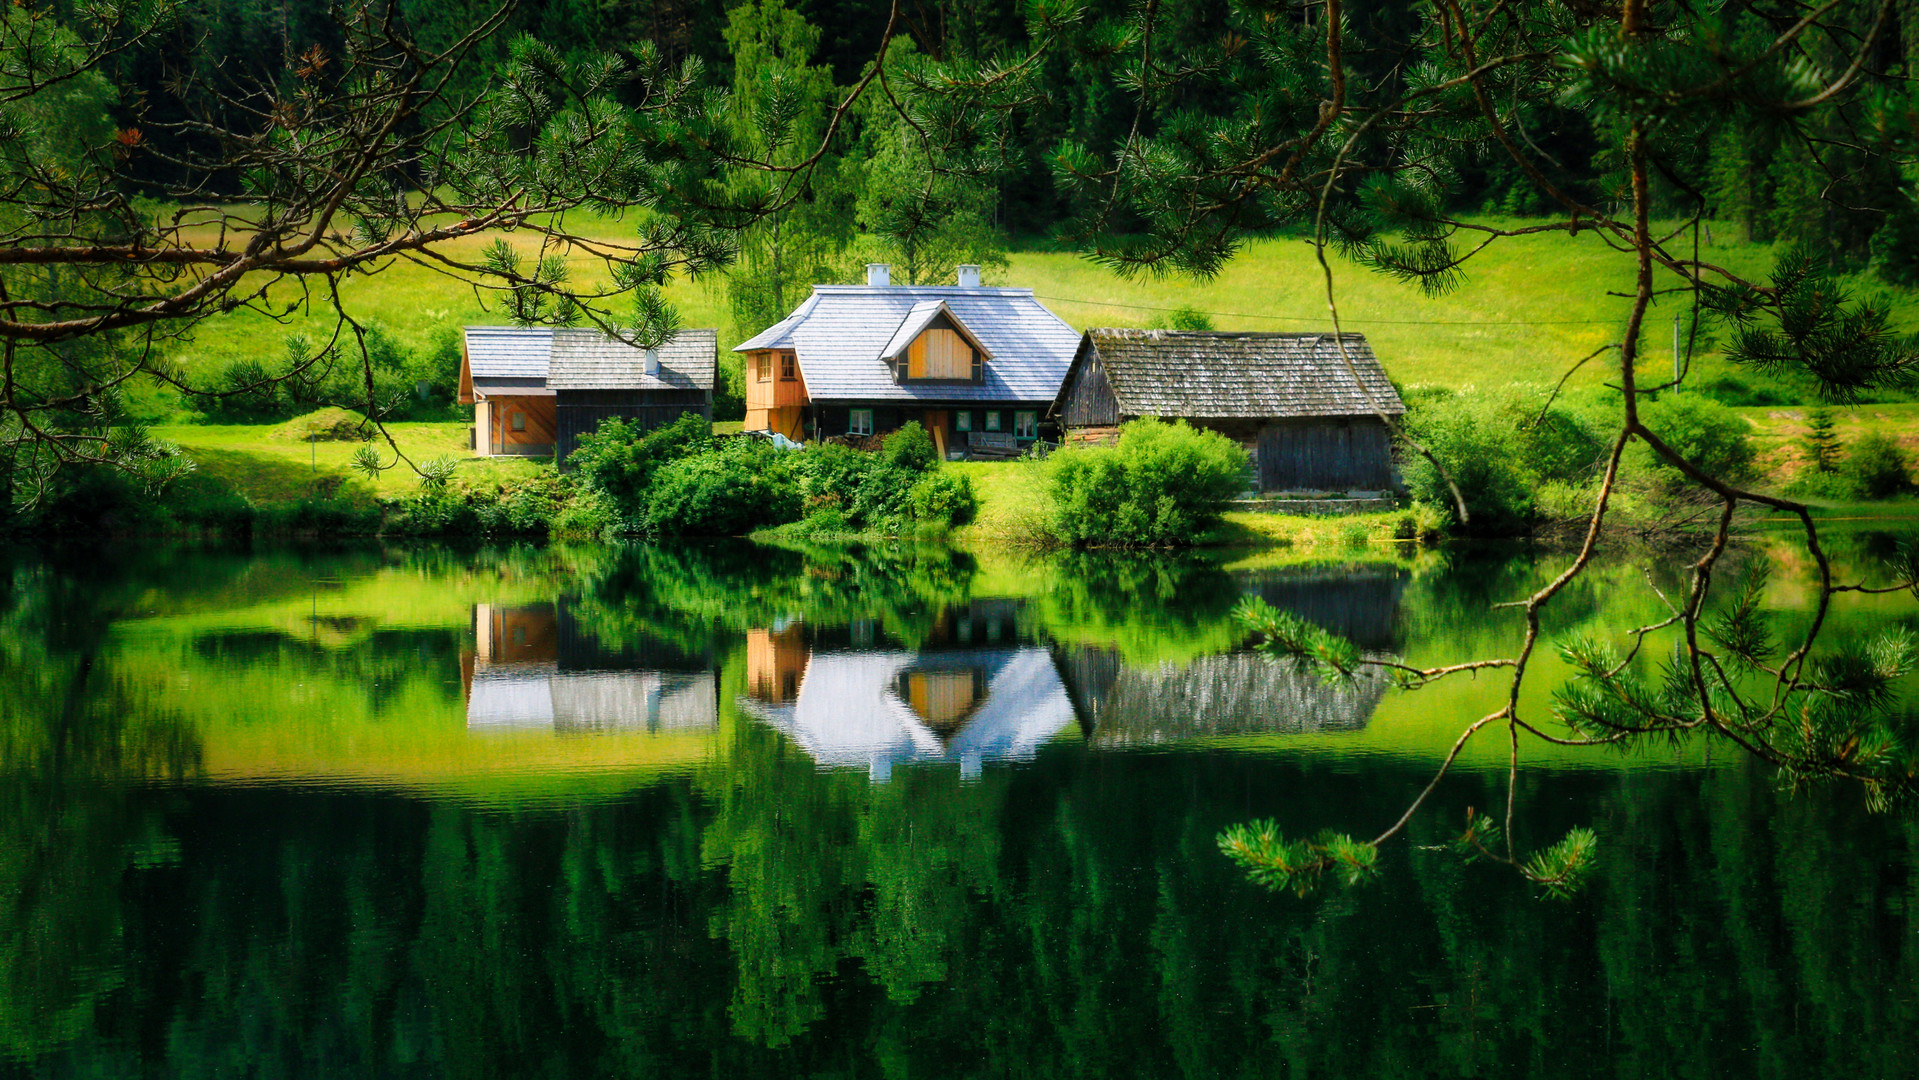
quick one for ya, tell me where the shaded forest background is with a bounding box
[74,0,1919,297]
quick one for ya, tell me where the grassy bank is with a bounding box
[156,419,541,506]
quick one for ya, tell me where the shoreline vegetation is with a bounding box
[11,402,1919,550]
[14,366,1919,548]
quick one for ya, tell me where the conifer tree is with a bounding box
[1804,409,1842,474]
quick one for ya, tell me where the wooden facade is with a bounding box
[742,348,809,441]
[1053,329,1407,494]
[478,396,558,457]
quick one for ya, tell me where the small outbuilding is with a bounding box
[1053,329,1406,493]
[458,326,716,463]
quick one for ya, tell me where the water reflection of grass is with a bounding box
[42,532,1903,805]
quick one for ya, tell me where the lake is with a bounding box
[0,534,1914,1078]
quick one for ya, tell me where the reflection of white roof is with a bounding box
[467,665,716,733]
[736,646,1076,780]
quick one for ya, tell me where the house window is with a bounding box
[755,352,771,382]
[511,411,527,432]
[955,411,972,432]
[907,329,974,380]
[984,411,1001,432]
[849,409,874,436]
[780,353,797,380]
[1014,411,1038,439]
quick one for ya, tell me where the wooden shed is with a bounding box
[550,329,715,464]
[458,327,715,462]
[1053,329,1406,493]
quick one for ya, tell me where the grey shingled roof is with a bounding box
[1076,329,1405,419]
[735,286,1078,403]
[548,328,716,392]
[465,326,552,379]
[464,326,716,391]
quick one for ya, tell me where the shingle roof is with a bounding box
[1075,329,1405,418]
[734,286,1078,403]
[548,328,716,392]
[463,326,716,391]
[465,326,552,379]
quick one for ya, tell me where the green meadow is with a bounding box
[124,214,1919,527]
[142,215,1896,416]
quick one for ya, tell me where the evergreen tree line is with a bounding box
[67,0,1919,341]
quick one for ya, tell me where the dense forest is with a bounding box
[40,0,1919,338]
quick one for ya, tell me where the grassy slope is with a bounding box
[142,215,1885,420]
[141,213,1919,517]
[156,419,544,503]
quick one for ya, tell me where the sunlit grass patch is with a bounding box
[156,421,546,503]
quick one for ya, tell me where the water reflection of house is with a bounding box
[737,611,1075,780]
[1060,564,1405,746]
[1056,646,1392,746]
[462,602,717,734]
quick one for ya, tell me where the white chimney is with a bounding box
[866,263,891,287]
[956,264,981,288]
[644,348,660,376]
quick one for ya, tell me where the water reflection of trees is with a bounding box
[8,754,1911,1077]
[0,555,200,1060]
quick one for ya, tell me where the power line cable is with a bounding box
[1029,293,1617,327]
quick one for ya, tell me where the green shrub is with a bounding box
[1696,376,1789,408]
[645,439,801,536]
[1631,394,1755,491]
[384,473,570,536]
[908,470,978,527]
[569,413,712,529]
[1401,388,1604,536]
[786,434,957,532]
[1047,418,1247,546]
[1842,432,1912,500]
[882,421,939,472]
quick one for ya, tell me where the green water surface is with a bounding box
[0,536,1914,1078]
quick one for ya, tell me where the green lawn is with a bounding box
[156,419,545,504]
[135,214,1908,427]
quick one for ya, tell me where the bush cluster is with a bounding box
[1046,418,1247,546]
[188,326,462,424]
[783,423,975,534]
[1402,387,1760,536]
[1400,387,1606,537]
[382,473,569,536]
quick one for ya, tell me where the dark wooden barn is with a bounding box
[550,329,716,465]
[1052,329,1406,493]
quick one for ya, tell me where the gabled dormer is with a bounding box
[878,300,992,384]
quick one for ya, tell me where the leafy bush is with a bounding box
[1046,418,1247,546]
[1842,432,1912,500]
[785,428,955,532]
[908,470,978,527]
[1630,394,1755,492]
[1696,376,1789,408]
[645,438,802,536]
[1401,388,1604,537]
[569,413,712,529]
[384,472,571,536]
[882,421,939,471]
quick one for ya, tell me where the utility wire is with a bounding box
[1029,293,1616,327]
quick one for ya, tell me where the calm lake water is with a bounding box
[1,535,1916,1078]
